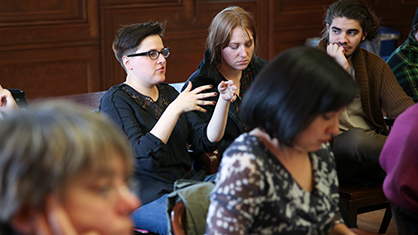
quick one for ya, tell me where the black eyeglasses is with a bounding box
[127,48,170,60]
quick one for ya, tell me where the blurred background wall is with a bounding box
[1,0,417,99]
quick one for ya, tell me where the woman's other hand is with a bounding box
[0,84,19,116]
[218,80,237,102]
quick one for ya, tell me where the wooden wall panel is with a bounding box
[0,0,101,99]
[0,0,83,22]
[0,0,99,46]
[101,0,179,6]
[1,0,418,99]
[0,46,101,99]
[269,1,334,58]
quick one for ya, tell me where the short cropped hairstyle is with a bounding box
[113,22,165,70]
[207,6,258,67]
[241,46,358,147]
[0,101,133,225]
[321,0,380,42]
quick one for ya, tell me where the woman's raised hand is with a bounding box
[172,81,217,113]
[217,80,237,102]
[0,84,19,115]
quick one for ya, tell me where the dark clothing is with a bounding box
[318,39,414,135]
[7,89,28,109]
[333,128,387,182]
[182,49,268,155]
[387,33,418,102]
[0,223,20,235]
[317,39,414,183]
[99,83,217,205]
[391,203,418,235]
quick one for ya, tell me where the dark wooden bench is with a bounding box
[339,183,392,234]
[29,82,186,110]
[30,91,106,111]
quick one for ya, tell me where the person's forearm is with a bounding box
[206,97,230,142]
[150,104,181,144]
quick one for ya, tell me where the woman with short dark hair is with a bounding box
[100,22,236,234]
[206,46,359,234]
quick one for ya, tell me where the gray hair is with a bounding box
[0,100,133,223]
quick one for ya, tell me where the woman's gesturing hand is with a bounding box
[173,81,218,113]
[217,80,237,102]
[0,84,19,116]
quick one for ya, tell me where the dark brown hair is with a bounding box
[113,22,165,70]
[321,0,380,43]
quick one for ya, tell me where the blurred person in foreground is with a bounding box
[380,102,418,235]
[0,101,140,235]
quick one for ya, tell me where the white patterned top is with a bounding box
[205,133,343,235]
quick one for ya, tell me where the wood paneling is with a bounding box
[0,0,84,23]
[0,0,101,98]
[268,1,331,57]
[0,45,101,99]
[1,0,418,98]
[0,0,99,45]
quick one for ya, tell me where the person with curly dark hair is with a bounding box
[0,101,140,235]
[317,0,414,184]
